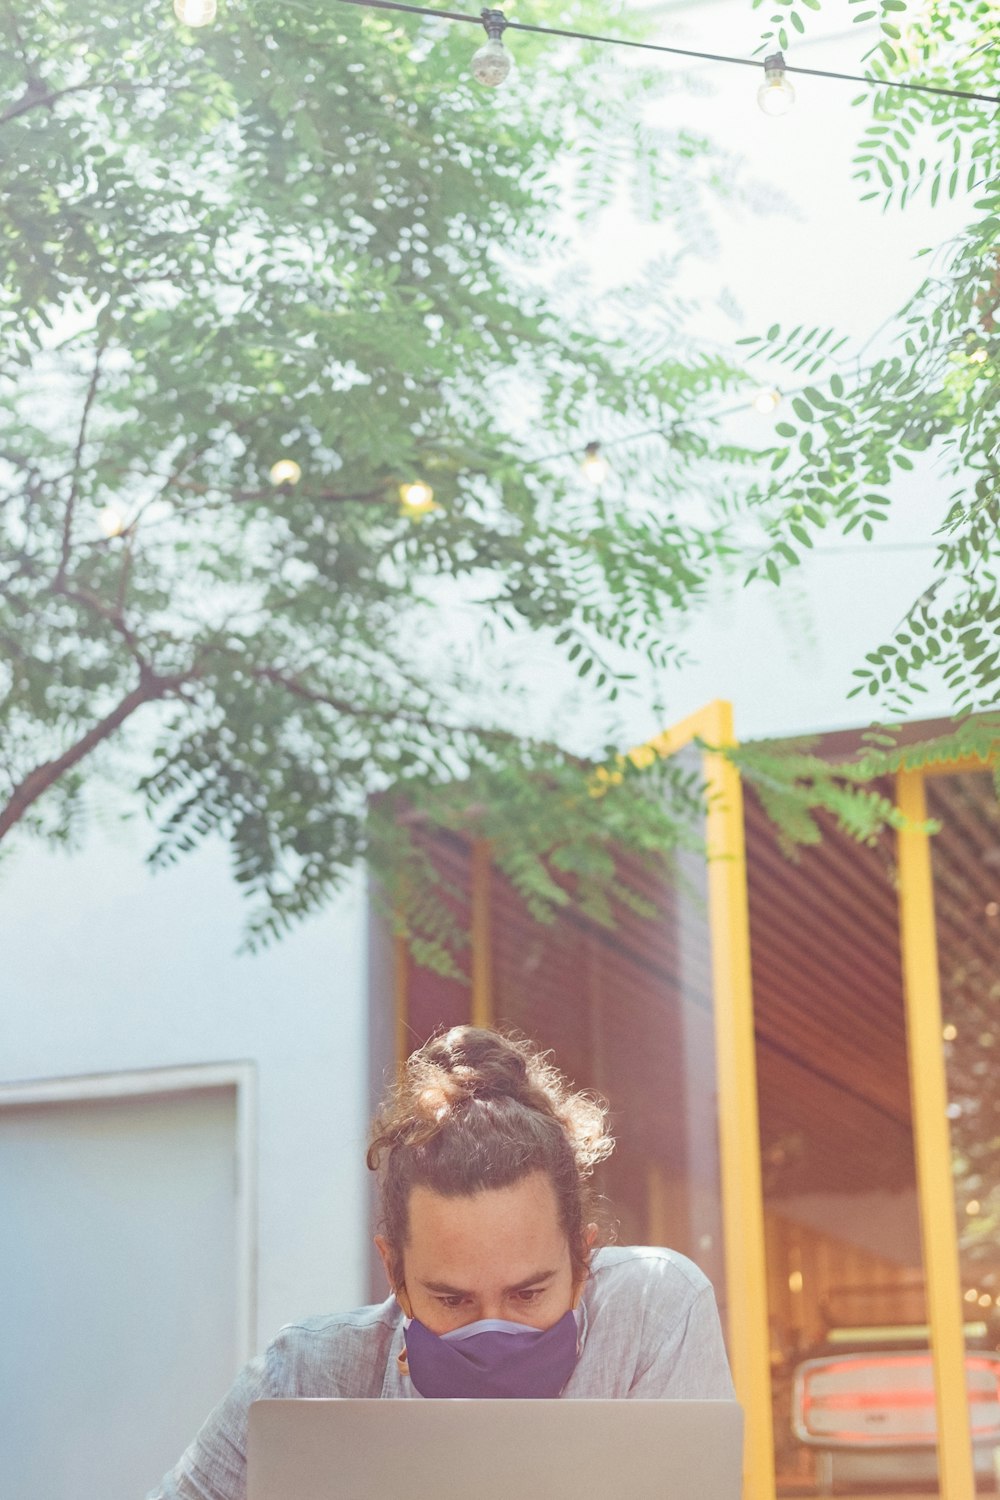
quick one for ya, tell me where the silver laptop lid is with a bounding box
[247,1397,744,1500]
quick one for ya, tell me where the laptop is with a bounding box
[246,1397,744,1500]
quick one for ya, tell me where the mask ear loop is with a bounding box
[571,1228,598,1310]
[395,1284,415,1376]
[395,1284,415,1320]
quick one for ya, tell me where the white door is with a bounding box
[0,1083,245,1500]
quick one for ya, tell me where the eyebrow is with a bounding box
[419,1270,559,1296]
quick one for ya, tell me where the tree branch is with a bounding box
[244,661,562,755]
[52,577,154,677]
[0,672,189,841]
[0,76,141,125]
[167,478,394,507]
[56,341,105,585]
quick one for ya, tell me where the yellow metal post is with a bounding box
[700,699,776,1500]
[471,839,494,1028]
[896,769,976,1500]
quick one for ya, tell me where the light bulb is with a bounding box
[581,441,608,486]
[758,52,795,116]
[471,10,511,87]
[98,505,126,538]
[471,38,511,86]
[751,387,781,414]
[399,480,435,515]
[269,459,302,487]
[173,0,217,24]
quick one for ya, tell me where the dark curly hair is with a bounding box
[368,1026,614,1288]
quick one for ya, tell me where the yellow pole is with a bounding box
[702,699,776,1500]
[471,839,494,1027]
[896,769,976,1500]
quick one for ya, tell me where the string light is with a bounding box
[98,505,126,538]
[399,480,436,515]
[333,0,1000,111]
[758,52,796,116]
[269,459,302,487]
[580,441,609,486]
[173,0,217,25]
[471,8,512,87]
[752,387,782,414]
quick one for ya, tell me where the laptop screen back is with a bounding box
[247,1397,744,1500]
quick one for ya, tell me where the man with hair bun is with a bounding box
[150,1027,733,1499]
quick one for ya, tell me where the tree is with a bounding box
[0,0,759,952]
[2,0,998,960]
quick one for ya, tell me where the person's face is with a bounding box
[375,1170,591,1336]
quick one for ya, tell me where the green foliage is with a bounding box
[739,1,1000,718]
[732,715,1000,856]
[2,0,998,956]
[0,0,761,946]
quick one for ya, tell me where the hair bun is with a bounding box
[368,1024,613,1178]
[425,1027,529,1102]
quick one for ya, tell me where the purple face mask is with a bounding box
[403,1309,580,1399]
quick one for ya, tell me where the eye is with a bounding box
[512,1288,544,1303]
[435,1295,469,1309]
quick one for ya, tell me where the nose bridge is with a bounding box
[479,1291,505,1321]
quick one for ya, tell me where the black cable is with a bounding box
[333,0,1000,109]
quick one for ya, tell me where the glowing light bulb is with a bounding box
[758,52,795,116]
[269,459,302,487]
[943,1022,958,1041]
[967,1200,982,1215]
[752,387,781,414]
[965,1288,979,1303]
[471,9,512,87]
[98,505,126,538]
[980,1293,993,1307]
[399,480,435,515]
[581,441,609,486]
[173,0,217,24]
[969,346,989,365]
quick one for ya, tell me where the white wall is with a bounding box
[1,822,370,1348]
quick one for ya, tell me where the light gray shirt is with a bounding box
[149,1245,734,1500]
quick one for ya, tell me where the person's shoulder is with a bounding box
[265,1297,401,1395]
[587,1245,713,1303]
[279,1298,401,1339]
